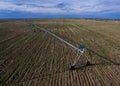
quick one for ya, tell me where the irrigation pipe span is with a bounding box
[29,22,86,70]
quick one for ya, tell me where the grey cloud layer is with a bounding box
[0,0,120,14]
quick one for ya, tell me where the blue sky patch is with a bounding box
[0,0,120,19]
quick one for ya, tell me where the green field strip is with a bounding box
[0,32,37,70]
[0,31,35,57]
[0,33,40,85]
[19,33,48,79]
[3,32,40,85]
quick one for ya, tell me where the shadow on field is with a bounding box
[86,48,119,65]
[90,62,120,66]
[70,62,120,71]
[69,47,120,70]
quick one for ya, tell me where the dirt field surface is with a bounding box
[0,19,120,86]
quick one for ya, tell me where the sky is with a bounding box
[0,0,120,19]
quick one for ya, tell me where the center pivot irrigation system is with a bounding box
[30,23,90,70]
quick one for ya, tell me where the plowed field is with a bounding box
[0,19,120,86]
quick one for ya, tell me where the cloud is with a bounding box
[56,2,66,8]
[0,1,66,14]
[0,0,120,15]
